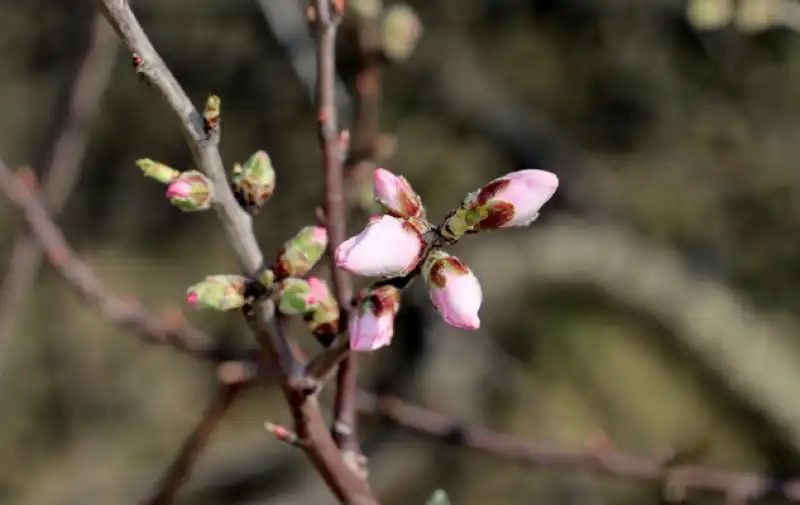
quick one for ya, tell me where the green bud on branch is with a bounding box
[136,158,180,184]
[274,226,329,279]
[231,150,276,215]
[186,274,248,311]
[276,278,320,316]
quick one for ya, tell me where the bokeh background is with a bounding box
[0,0,798,504]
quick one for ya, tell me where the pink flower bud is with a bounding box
[349,285,401,352]
[422,250,482,330]
[164,171,214,212]
[166,179,192,199]
[473,169,558,230]
[335,215,426,278]
[303,277,340,338]
[373,168,424,219]
[307,277,331,302]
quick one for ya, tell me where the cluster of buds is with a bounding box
[336,167,558,351]
[183,222,335,344]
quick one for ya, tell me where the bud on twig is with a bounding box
[186,274,248,311]
[274,226,328,279]
[422,249,482,330]
[303,277,341,336]
[203,94,221,133]
[136,158,180,184]
[440,169,558,241]
[264,422,300,445]
[165,170,214,212]
[373,167,425,219]
[335,215,427,278]
[231,150,276,215]
[381,4,423,63]
[276,278,320,316]
[349,284,400,351]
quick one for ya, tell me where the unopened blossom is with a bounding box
[165,170,214,212]
[349,285,401,352]
[303,277,341,339]
[231,150,276,215]
[335,215,426,278]
[276,278,320,316]
[441,169,558,240]
[275,226,328,279]
[186,274,248,311]
[422,250,482,330]
[373,168,425,219]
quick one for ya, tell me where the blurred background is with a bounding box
[0,0,799,504]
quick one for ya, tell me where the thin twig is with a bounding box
[95,0,263,275]
[144,384,245,505]
[94,2,378,503]
[356,391,800,502]
[0,161,235,363]
[5,159,800,502]
[312,0,363,467]
[0,14,118,379]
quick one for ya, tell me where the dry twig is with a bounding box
[94,1,377,503]
[5,155,800,504]
[0,14,119,379]
[144,384,246,505]
[311,0,364,470]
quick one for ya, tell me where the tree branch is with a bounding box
[5,156,800,503]
[144,384,245,505]
[95,0,263,275]
[312,0,362,465]
[93,2,377,503]
[0,13,118,379]
[356,391,800,502]
[0,160,240,365]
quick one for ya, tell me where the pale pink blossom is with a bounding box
[474,169,559,229]
[349,286,400,352]
[423,250,482,330]
[335,215,424,277]
[373,168,424,219]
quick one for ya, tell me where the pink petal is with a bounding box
[349,312,394,351]
[374,168,402,204]
[186,292,199,306]
[166,179,192,199]
[334,215,423,277]
[495,169,558,227]
[428,266,482,330]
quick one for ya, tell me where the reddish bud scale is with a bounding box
[427,254,469,289]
